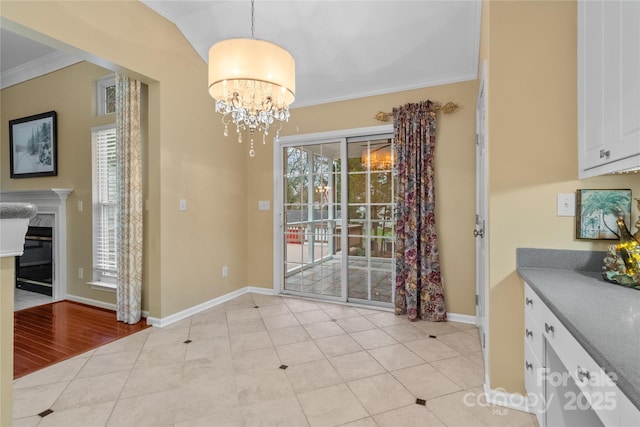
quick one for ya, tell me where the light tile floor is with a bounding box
[14,288,53,311]
[285,257,393,303]
[13,293,537,427]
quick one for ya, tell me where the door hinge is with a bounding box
[475,294,479,306]
[482,332,486,348]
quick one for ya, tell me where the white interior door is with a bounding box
[475,60,489,374]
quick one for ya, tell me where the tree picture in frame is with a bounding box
[9,111,57,178]
[576,189,632,240]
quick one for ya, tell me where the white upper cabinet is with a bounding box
[578,0,640,178]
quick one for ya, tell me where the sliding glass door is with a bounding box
[277,130,395,307]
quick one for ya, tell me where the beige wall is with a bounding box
[0,257,14,425]
[1,61,118,305]
[248,80,479,317]
[482,0,640,394]
[1,0,249,319]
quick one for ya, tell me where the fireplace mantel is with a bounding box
[0,188,72,300]
[0,188,73,204]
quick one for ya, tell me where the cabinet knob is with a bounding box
[525,329,533,338]
[577,366,591,382]
[545,323,554,334]
[525,297,533,306]
[526,361,533,371]
[599,149,611,159]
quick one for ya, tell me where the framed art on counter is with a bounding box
[576,188,632,240]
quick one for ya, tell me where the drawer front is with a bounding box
[524,341,545,426]
[525,310,544,366]
[540,302,620,426]
[524,283,544,322]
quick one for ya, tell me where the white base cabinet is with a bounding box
[524,283,640,426]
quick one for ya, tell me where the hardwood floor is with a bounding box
[14,300,150,379]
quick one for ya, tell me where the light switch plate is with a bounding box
[258,200,270,211]
[179,199,187,211]
[557,193,575,216]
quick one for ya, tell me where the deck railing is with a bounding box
[285,221,364,252]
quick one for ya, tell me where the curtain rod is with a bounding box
[373,101,459,122]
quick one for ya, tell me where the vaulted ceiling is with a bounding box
[1,1,482,106]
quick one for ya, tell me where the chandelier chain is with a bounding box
[251,0,255,38]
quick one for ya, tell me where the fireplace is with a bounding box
[0,188,72,301]
[16,226,54,296]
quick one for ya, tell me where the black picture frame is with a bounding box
[575,189,632,240]
[9,111,58,178]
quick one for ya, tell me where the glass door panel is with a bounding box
[283,142,342,299]
[346,137,395,305]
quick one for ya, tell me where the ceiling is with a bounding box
[1,1,481,107]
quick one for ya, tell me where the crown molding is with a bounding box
[1,50,82,90]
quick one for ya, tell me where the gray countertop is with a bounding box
[517,248,640,411]
[0,202,37,220]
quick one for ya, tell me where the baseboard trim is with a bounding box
[146,286,275,328]
[70,285,477,330]
[66,294,116,311]
[483,383,531,413]
[65,294,150,319]
[447,312,476,325]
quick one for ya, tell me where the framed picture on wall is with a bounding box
[576,189,632,240]
[9,111,58,178]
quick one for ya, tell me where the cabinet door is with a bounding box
[606,1,640,164]
[578,0,640,178]
[620,391,640,427]
[578,0,606,172]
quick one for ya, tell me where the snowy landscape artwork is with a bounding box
[9,111,57,178]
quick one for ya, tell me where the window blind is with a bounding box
[93,127,118,277]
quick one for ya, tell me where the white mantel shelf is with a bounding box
[0,188,73,203]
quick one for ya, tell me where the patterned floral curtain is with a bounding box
[116,74,143,324]
[393,101,447,322]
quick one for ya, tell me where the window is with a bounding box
[92,125,118,285]
[97,75,116,116]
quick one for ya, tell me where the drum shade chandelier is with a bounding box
[208,0,295,157]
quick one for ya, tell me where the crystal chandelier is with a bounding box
[208,0,296,157]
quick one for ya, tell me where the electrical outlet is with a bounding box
[179,199,187,211]
[222,266,228,277]
[77,200,83,212]
[78,267,84,280]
